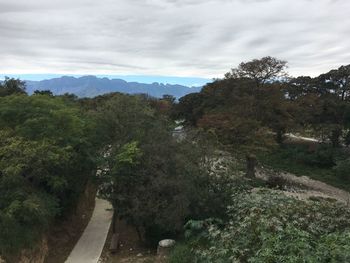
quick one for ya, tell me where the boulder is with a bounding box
[157,239,176,259]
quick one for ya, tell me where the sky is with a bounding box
[1,0,350,84]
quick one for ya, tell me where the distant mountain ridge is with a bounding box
[24,75,202,98]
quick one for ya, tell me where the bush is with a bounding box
[279,144,337,168]
[0,192,58,255]
[168,243,195,263]
[334,158,350,181]
[0,95,97,256]
[266,175,290,189]
[185,189,350,262]
[97,96,243,246]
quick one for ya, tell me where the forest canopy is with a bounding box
[1,57,350,262]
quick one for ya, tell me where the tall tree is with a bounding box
[0,77,26,97]
[318,65,350,101]
[225,56,288,88]
[0,94,97,257]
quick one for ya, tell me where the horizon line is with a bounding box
[0,73,212,87]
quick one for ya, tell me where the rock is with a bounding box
[158,239,176,248]
[157,239,176,258]
[137,253,143,257]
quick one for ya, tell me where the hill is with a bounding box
[24,76,201,98]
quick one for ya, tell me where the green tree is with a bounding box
[318,65,350,101]
[225,56,288,88]
[96,94,234,245]
[288,67,350,147]
[0,94,97,257]
[175,92,204,125]
[0,77,26,97]
[33,90,53,96]
[91,93,156,146]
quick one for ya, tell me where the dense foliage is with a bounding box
[0,91,97,256]
[175,58,350,185]
[170,57,350,262]
[0,77,26,97]
[95,93,237,245]
[2,57,350,262]
[175,58,350,149]
[172,189,350,262]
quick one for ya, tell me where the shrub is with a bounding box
[266,175,290,189]
[0,95,97,256]
[334,158,350,181]
[186,189,350,262]
[168,243,195,263]
[97,96,244,246]
[279,144,337,168]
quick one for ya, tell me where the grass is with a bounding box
[258,143,350,192]
[168,242,195,263]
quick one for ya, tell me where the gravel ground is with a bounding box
[257,168,350,204]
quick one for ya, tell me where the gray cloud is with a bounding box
[0,0,349,77]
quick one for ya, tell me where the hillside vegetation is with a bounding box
[1,57,350,262]
[170,57,350,262]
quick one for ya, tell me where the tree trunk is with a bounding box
[276,130,285,145]
[246,154,257,178]
[331,129,342,148]
[110,210,120,253]
[136,226,143,242]
[112,210,117,233]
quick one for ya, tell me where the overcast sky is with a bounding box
[1,0,350,81]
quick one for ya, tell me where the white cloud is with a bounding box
[0,0,349,78]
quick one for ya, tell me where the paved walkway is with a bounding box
[65,198,113,263]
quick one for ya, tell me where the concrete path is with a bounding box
[65,198,113,263]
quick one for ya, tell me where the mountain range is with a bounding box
[24,76,202,98]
